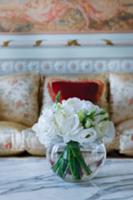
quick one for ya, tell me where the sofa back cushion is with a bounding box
[109,73,133,124]
[0,73,40,126]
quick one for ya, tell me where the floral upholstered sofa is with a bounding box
[0,72,133,156]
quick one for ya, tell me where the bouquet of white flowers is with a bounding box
[33,92,115,181]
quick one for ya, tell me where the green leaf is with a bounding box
[67,141,92,176]
[56,159,68,178]
[86,109,96,118]
[77,153,92,175]
[96,109,109,118]
[52,151,64,172]
[52,148,68,178]
[55,91,61,103]
[52,141,92,180]
[97,109,106,115]
[67,145,81,180]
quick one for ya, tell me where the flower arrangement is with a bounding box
[34,92,115,181]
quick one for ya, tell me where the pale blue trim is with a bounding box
[0,46,132,59]
[0,33,132,41]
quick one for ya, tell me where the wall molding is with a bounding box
[0,44,132,75]
[0,58,133,75]
[0,46,132,59]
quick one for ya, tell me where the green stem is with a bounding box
[68,141,92,176]
[52,148,68,178]
[52,141,92,180]
[67,144,81,180]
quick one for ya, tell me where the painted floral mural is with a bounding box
[0,0,132,33]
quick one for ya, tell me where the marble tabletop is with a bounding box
[0,157,133,200]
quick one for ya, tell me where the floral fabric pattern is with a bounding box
[119,128,133,156]
[0,121,26,156]
[110,73,133,124]
[0,73,40,126]
[0,121,45,156]
[22,128,45,156]
[0,0,132,33]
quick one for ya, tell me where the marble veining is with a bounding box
[0,157,133,200]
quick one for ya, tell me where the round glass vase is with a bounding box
[47,139,106,183]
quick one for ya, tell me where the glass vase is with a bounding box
[47,139,106,183]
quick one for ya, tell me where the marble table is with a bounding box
[0,157,133,200]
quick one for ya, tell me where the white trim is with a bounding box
[0,46,132,59]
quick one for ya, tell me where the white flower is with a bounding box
[62,98,99,114]
[33,98,115,148]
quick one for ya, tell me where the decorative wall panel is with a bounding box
[0,0,132,34]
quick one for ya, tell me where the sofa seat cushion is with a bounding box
[0,121,27,156]
[0,73,40,126]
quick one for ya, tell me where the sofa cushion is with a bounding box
[115,119,133,155]
[109,73,133,124]
[23,129,45,156]
[116,119,133,133]
[43,75,109,110]
[119,128,133,156]
[0,73,40,126]
[0,121,27,156]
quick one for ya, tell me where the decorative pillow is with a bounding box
[109,73,133,124]
[23,129,45,156]
[0,121,27,156]
[115,119,133,155]
[42,75,109,110]
[0,73,40,126]
[116,119,133,133]
[119,128,133,156]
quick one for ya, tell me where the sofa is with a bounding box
[0,72,133,156]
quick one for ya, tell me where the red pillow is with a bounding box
[48,80,104,103]
[43,75,108,110]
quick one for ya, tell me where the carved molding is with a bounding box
[0,58,133,75]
